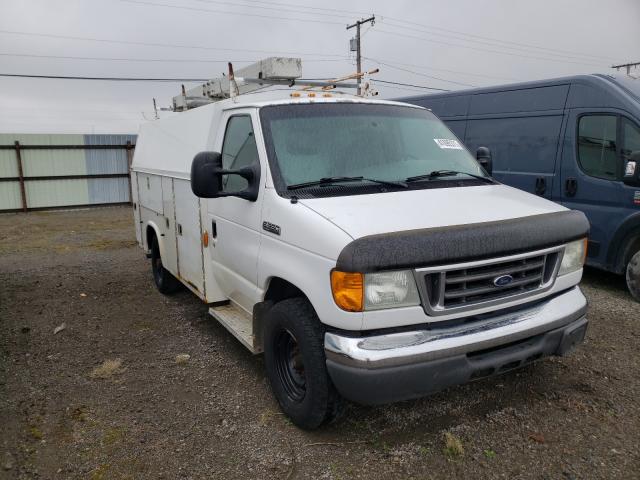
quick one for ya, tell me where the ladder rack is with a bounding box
[172,57,373,111]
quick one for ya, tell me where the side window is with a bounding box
[622,117,640,158]
[221,115,259,192]
[577,115,618,180]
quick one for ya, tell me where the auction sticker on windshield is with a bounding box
[434,138,463,149]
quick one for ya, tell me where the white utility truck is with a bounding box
[132,58,590,429]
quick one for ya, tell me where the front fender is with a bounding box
[258,236,364,331]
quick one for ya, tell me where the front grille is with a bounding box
[419,248,562,315]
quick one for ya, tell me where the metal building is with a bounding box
[0,134,136,212]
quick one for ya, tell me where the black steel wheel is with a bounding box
[274,329,306,402]
[263,297,344,429]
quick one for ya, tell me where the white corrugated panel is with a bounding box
[0,183,21,210]
[24,179,89,208]
[0,133,136,210]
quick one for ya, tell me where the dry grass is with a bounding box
[90,359,124,379]
[175,354,191,365]
[443,432,464,458]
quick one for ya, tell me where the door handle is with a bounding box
[535,177,546,196]
[565,178,578,197]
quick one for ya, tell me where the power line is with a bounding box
[379,20,614,64]
[0,72,449,95]
[373,29,607,68]
[130,0,616,64]
[179,0,617,67]
[0,52,350,64]
[197,0,369,17]
[380,17,619,63]
[371,60,476,87]
[0,30,347,58]
[121,0,345,25]
[373,79,449,92]
[188,0,353,20]
[0,73,210,82]
[363,56,522,82]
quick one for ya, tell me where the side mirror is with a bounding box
[476,146,493,176]
[190,151,261,201]
[623,151,640,187]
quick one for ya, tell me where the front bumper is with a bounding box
[325,286,588,405]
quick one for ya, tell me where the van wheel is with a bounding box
[626,250,640,301]
[263,297,344,430]
[150,236,180,294]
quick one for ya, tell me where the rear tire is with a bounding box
[263,297,344,430]
[626,250,640,302]
[150,235,181,294]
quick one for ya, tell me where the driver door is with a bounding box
[206,110,264,312]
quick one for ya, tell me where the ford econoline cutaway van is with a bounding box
[132,64,590,429]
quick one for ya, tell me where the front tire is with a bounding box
[263,298,343,429]
[626,250,640,301]
[150,235,180,294]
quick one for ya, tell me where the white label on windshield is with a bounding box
[434,138,463,150]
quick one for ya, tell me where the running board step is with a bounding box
[208,303,262,354]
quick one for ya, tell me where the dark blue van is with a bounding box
[400,74,640,300]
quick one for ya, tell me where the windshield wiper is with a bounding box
[405,170,493,184]
[287,176,408,190]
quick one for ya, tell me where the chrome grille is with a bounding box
[417,247,562,316]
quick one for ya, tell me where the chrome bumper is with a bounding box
[325,286,587,370]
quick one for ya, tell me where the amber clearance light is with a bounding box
[330,270,364,312]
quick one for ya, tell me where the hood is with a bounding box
[299,184,565,239]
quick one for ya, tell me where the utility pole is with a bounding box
[347,15,375,96]
[612,61,640,75]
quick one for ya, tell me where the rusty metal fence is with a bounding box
[0,135,136,212]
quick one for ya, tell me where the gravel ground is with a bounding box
[1,206,639,480]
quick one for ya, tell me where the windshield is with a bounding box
[259,103,485,191]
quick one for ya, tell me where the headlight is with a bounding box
[364,270,421,310]
[331,269,421,311]
[558,238,588,276]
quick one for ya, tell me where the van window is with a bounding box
[577,115,618,180]
[622,118,640,158]
[221,115,259,192]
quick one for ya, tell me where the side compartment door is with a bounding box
[131,171,142,245]
[206,111,264,312]
[174,178,205,295]
[560,110,625,268]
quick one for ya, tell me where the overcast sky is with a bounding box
[0,0,638,134]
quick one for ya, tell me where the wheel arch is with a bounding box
[263,276,307,304]
[252,276,314,349]
[144,221,167,260]
[607,212,640,273]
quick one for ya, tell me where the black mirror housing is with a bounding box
[191,151,223,198]
[476,146,493,176]
[623,151,640,187]
[190,151,261,201]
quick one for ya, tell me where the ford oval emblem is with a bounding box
[493,274,514,287]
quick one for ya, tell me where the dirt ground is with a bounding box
[1,206,639,480]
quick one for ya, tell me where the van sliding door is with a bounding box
[465,115,562,198]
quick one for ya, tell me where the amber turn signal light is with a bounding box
[330,270,364,312]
